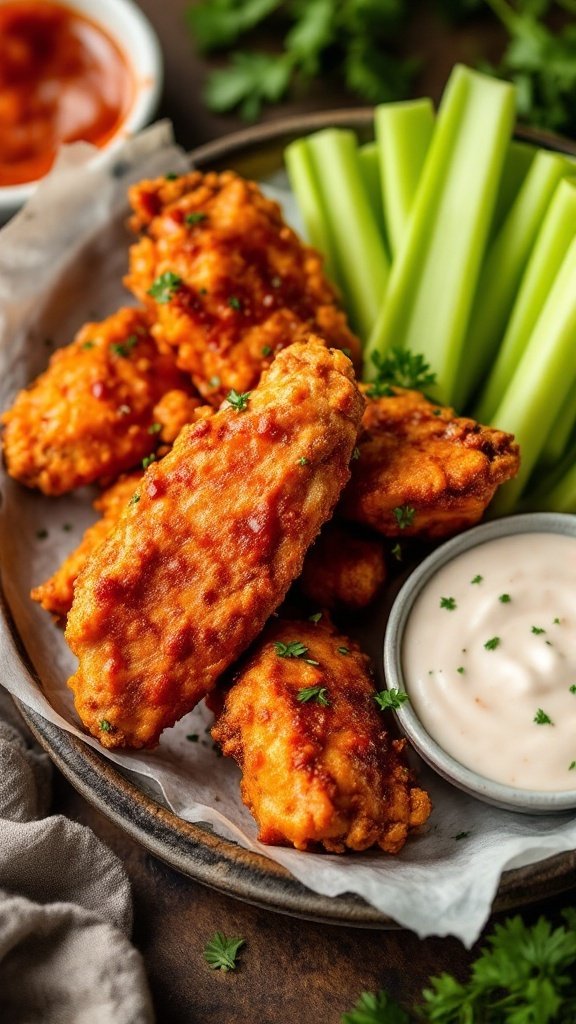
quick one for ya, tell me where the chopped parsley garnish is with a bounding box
[297,685,330,706]
[570,761,576,771]
[534,708,553,725]
[142,454,156,470]
[309,612,322,623]
[226,389,251,412]
[457,666,465,674]
[337,646,350,655]
[273,640,318,665]
[440,596,457,611]
[148,271,183,304]
[148,422,162,434]
[374,689,409,711]
[165,172,178,180]
[110,334,138,358]
[100,719,112,732]
[128,493,141,506]
[82,340,95,350]
[186,734,199,742]
[484,636,500,651]
[554,617,561,624]
[204,933,245,972]
[228,295,242,311]
[393,504,415,530]
[453,831,471,841]
[499,593,511,604]
[531,626,546,635]
[36,529,48,540]
[351,446,360,461]
[185,211,207,225]
[261,345,272,356]
[298,457,310,466]
[471,574,483,585]
[367,348,437,397]
[391,542,402,561]
[570,685,576,694]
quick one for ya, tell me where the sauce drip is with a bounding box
[0,0,134,186]
[402,532,576,792]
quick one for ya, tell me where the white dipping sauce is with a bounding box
[402,532,576,791]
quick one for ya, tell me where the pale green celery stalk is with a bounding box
[489,236,576,516]
[305,129,389,341]
[489,140,536,240]
[358,142,387,241]
[524,439,576,513]
[364,65,515,401]
[455,150,571,410]
[538,389,576,468]
[475,177,576,423]
[374,98,434,257]
[284,138,340,287]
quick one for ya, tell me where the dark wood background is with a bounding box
[46,3,574,1022]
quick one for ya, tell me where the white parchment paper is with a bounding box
[0,123,575,947]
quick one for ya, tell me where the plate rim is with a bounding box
[5,108,576,928]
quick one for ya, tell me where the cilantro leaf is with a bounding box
[203,932,245,971]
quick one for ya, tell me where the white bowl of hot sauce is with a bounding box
[0,0,162,218]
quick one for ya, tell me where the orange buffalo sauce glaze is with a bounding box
[0,0,134,186]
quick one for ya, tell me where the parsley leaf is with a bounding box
[374,689,409,711]
[226,389,251,412]
[274,640,319,665]
[203,932,245,972]
[534,707,554,725]
[185,211,207,225]
[367,348,437,397]
[204,51,294,121]
[110,334,138,358]
[393,505,416,530]
[342,989,410,1024]
[440,596,457,611]
[484,636,500,651]
[297,684,330,706]
[148,271,183,304]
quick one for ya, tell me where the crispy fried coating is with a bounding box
[30,473,141,619]
[1,308,190,495]
[339,388,520,538]
[299,522,386,611]
[65,340,364,749]
[212,617,431,854]
[125,171,361,405]
[152,389,212,444]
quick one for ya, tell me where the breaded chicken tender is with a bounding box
[212,617,431,853]
[30,473,141,619]
[125,171,361,405]
[65,340,364,749]
[1,308,191,495]
[339,388,520,538]
[152,390,213,444]
[299,522,386,611]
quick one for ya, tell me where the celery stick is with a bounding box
[455,149,571,409]
[489,236,576,515]
[490,140,536,240]
[305,129,390,341]
[358,142,386,241]
[538,389,576,468]
[475,177,576,423]
[526,442,576,513]
[374,98,434,257]
[365,65,515,401]
[284,138,340,287]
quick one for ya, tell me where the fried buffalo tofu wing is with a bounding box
[65,340,364,749]
[30,473,141,620]
[339,388,520,538]
[212,617,431,853]
[299,522,386,611]
[1,307,191,495]
[125,171,361,405]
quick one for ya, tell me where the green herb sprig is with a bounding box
[204,932,245,972]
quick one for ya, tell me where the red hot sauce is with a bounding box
[0,0,134,186]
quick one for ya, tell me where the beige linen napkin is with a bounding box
[0,691,154,1024]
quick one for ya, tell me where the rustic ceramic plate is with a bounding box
[9,111,576,927]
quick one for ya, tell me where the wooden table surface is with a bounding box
[46,3,574,1022]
